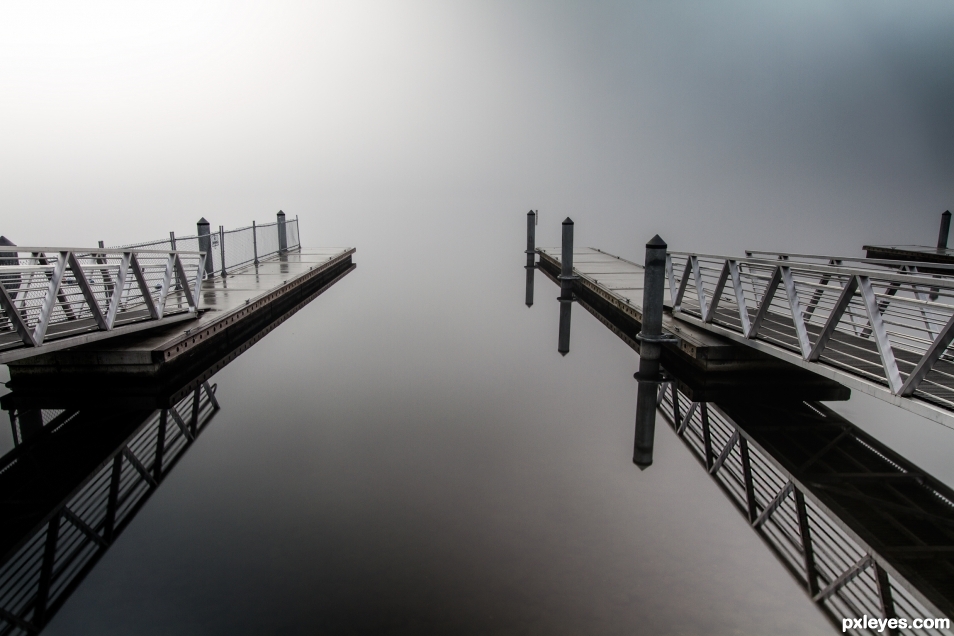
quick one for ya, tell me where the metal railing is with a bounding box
[667,251,954,418]
[657,384,954,634]
[114,216,300,278]
[0,247,205,357]
[0,383,219,635]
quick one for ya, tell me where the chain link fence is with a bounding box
[112,215,301,278]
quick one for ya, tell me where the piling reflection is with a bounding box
[557,218,576,356]
[525,210,536,308]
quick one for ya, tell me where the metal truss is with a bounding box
[0,383,219,635]
[657,383,954,635]
[667,251,954,426]
[0,247,206,362]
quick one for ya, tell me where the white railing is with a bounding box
[0,247,205,354]
[667,251,954,409]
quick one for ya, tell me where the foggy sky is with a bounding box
[1,1,952,257]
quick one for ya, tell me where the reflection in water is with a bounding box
[657,388,954,631]
[0,379,220,635]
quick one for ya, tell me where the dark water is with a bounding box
[5,224,841,635]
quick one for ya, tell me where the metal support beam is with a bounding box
[701,402,714,470]
[33,252,68,344]
[807,275,858,362]
[753,481,794,529]
[794,489,819,596]
[740,437,757,523]
[104,455,121,542]
[857,275,903,394]
[122,447,157,487]
[705,261,730,323]
[709,429,739,475]
[66,252,108,330]
[34,513,61,626]
[129,253,159,320]
[813,555,873,602]
[748,266,782,339]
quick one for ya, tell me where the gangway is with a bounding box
[0,247,206,364]
[667,250,954,428]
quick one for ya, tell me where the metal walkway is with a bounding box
[537,246,954,429]
[0,247,206,363]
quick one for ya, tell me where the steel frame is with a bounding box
[0,247,206,362]
[667,251,954,427]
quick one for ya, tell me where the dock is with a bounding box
[6,247,355,379]
[527,212,954,631]
[535,246,849,401]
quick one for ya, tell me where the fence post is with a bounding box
[295,214,299,248]
[197,218,213,278]
[252,221,259,264]
[558,217,576,355]
[939,210,952,250]
[169,231,177,251]
[219,225,226,277]
[633,235,667,468]
[277,210,287,253]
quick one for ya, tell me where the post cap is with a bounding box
[197,217,210,225]
[277,210,285,217]
[563,217,573,225]
[528,210,535,215]
[0,236,15,247]
[646,234,667,249]
[945,211,952,218]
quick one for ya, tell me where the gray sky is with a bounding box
[1,1,952,255]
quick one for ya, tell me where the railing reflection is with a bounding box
[0,377,219,635]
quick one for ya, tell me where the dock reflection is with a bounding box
[0,252,334,634]
[0,375,219,635]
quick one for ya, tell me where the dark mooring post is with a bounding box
[558,217,576,355]
[525,210,536,307]
[938,210,952,250]
[197,217,214,279]
[277,210,288,253]
[633,235,668,468]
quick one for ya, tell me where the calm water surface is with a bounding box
[4,222,842,635]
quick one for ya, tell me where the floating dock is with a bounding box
[535,246,850,401]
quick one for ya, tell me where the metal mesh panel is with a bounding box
[286,219,300,249]
[255,222,279,260]
[110,216,302,279]
[222,226,256,271]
